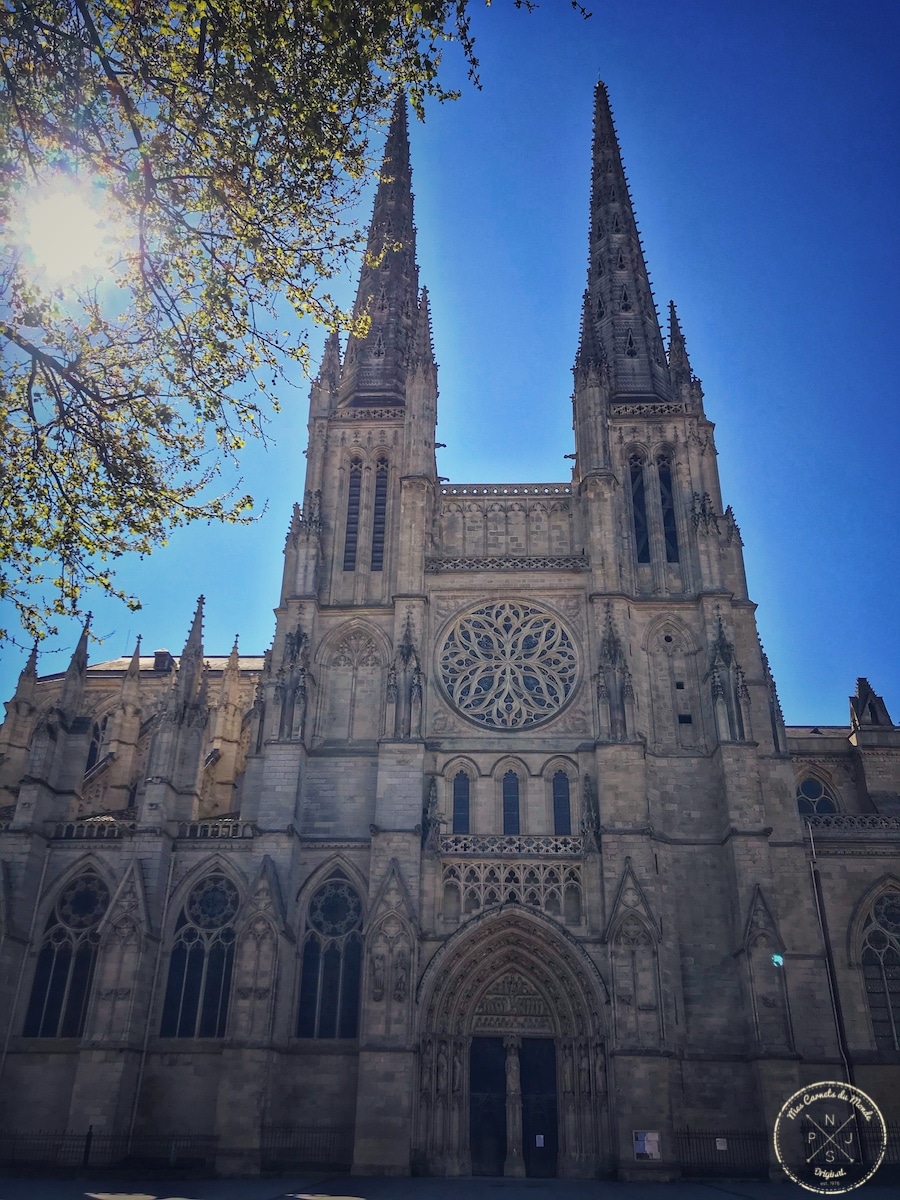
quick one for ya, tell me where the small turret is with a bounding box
[175,596,205,705]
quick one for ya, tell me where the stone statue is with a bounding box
[393,950,408,1002]
[578,1046,591,1094]
[371,951,385,1001]
[452,1045,462,1093]
[563,1043,574,1093]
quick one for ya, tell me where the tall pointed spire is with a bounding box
[582,82,670,401]
[175,596,205,703]
[318,329,342,391]
[59,617,90,715]
[120,636,142,707]
[339,92,419,408]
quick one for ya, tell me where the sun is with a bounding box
[12,174,119,287]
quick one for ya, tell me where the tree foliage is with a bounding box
[0,0,590,644]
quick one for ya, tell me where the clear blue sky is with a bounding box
[2,0,898,727]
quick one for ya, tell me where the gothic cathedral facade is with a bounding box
[1,86,898,1179]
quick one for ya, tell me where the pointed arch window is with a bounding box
[596,297,605,318]
[297,875,363,1039]
[620,286,632,312]
[342,457,363,571]
[656,453,680,563]
[160,874,238,1038]
[624,330,638,358]
[23,872,110,1037]
[860,891,900,1052]
[629,453,651,564]
[502,770,520,835]
[370,457,389,572]
[552,771,572,835]
[85,716,109,773]
[452,770,470,835]
[796,777,837,815]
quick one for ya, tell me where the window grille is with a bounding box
[160,874,239,1038]
[552,772,572,835]
[629,454,651,563]
[657,454,680,563]
[342,458,363,571]
[370,458,388,572]
[23,873,110,1037]
[452,771,470,835]
[860,891,900,1052]
[296,877,362,1039]
[502,771,520,836]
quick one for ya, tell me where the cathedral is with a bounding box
[0,84,898,1180]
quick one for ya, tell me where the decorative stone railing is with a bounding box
[176,819,255,840]
[439,833,583,858]
[426,554,588,573]
[806,814,900,834]
[439,483,571,497]
[53,818,137,840]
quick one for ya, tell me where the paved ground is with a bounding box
[0,1178,898,1200]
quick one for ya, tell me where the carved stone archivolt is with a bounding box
[414,907,608,1177]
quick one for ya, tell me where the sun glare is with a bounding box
[12,175,120,286]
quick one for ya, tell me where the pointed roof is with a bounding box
[850,677,895,729]
[581,81,670,402]
[12,644,39,704]
[59,617,90,714]
[339,92,419,408]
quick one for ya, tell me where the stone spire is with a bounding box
[59,617,90,715]
[120,636,142,706]
[582,81,670,400]
[12,644,39,705]
[339,92,419,408]
[175,596,205,704]
[575,289,606,380]
[410,287,435,374]
[667,300,704,411]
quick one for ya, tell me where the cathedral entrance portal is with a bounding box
[416,908,608,1178]
[468,1036,558,1178]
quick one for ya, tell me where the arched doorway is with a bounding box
[414,907,609,1178]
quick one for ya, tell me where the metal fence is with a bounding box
[0,1130,218,1174]
[259,1124,354,1173]
[673,1128,770,1178]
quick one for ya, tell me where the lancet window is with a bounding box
[860,890,900,1052]
[502,771,521,835]
[23,872,110,1037]
[552,771,572,835]
[629,453,651,564]
[160,873,239,1038]
[452,770,470,835]
[85,715,109,773]
[656,453,680,563]
[370,457,389,572]
[342,457,363,571]
[296,875,363,1039]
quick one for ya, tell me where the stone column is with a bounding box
[503,1035,525,1178]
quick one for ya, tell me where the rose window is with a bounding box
[438,601,578,728]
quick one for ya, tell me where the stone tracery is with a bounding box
[438,601,578,729]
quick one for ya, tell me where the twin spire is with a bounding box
[337,93,433,408]
[324,84,699,418]
[577,81,701,407]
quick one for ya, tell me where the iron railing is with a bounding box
[673,1128,770,1178]
[259,1124,354,1173]
[0,1130,218,1173]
